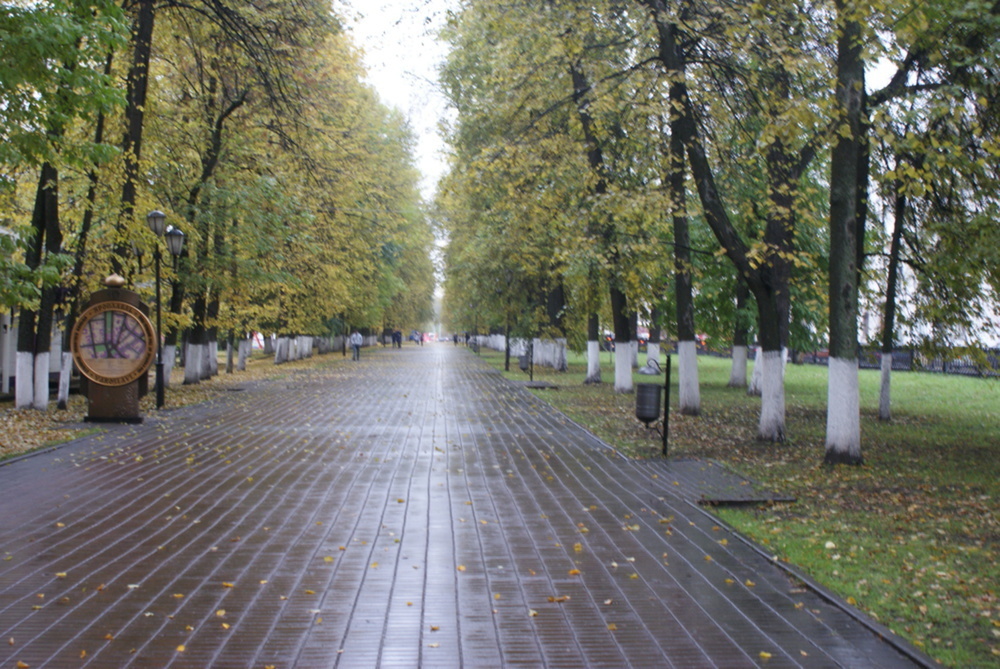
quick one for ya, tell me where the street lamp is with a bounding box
[147,210,184,409]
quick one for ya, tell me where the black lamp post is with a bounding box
[147,210,185,409]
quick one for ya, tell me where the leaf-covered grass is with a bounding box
[482,347,1000,668]
[0,350,353,461]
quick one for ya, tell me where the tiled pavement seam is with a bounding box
[0,345,933,668]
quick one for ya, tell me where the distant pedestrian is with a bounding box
[350,330,363,361]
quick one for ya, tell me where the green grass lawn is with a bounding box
[478,346,999,668]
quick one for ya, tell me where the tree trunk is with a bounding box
[759,350,786,442]
[729,280,749,388]
[16,163,62,410]
[748,345,763,396]
[670,107,699,415]
[237,337,250,371]
[112,0,156,274]
[163,343,177,385]
[649,12,787,438]
[59,54,112,410]
[825,1,865,465]
[610,286,632,393]
[185,295,208,384]
[585,314,601,384]
[647,306,661,368]
[879,177,906,421]
[184,341,205,385]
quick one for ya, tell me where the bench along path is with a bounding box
[0,345,929,668]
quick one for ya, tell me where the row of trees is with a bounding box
[2,1,436,409]
[437,0,1000,464]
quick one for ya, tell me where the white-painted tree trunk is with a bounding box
[208,340,219,377]
[758,350,786,441]
[729,345,748,388]
[163,344,177,386]
[614,345,633,393]
[646,342,660,369]
[677,340,700,415]
[586,340,601,384]
[226,338,235,373]
[630,340,639,368]
[554,339,568,371]
[184,342,205,384]
[534,338,547,367]
[0,312,13,395]
[15,351,34,408]
[57,351,73,409]
[237,339,249,371]
[747,346,763,396]
[32,352,49,410]
[826,357,861,462]
[274,337,288,364]
[878,353,892,421]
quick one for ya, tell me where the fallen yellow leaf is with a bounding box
[17,662,30,668]
[176,645,185,652]
[528,609,538,617]
[222,582,234,588]
[457,565,466,572]
[323,556,334,563]
[55,572,66,579]
[305,590,316,595]
[568,569,580,576]
[430,625,440,631]
[79,650,86,658]
[216,609,226,617]
[607,623,618,631]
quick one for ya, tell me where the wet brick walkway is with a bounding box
[0,345,930,668]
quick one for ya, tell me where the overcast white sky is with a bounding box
[341,0,455,200]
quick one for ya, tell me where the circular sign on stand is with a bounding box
[71,300,157,387]
[71,276,156,423]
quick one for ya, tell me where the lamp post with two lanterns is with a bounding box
[146,210,185,409]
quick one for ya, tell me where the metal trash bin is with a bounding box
[519,354,530,371]
[635,383,661,425]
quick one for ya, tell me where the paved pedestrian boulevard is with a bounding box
[0,345,930,667]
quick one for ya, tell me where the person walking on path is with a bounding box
[350,330,363,361]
